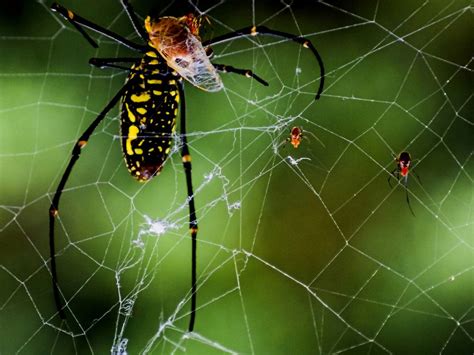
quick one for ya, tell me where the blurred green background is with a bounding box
[0,0,472,354]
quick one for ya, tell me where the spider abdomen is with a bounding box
[120,52,180,181]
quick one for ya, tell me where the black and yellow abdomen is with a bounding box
[120,49,180,181]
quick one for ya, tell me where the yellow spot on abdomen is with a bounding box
[131,93,151,102]
[126,125,139,155]
[153,90,163,96]
[137,107,147,115]
[148,79,162,84]
[126,103,136,122]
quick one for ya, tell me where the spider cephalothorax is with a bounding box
[145,14,223,92]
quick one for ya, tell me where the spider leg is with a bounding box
[89,57,141,72]
[177,80,198,332]
[212,63,269,86]
[403,177,416,216]
[88,58,178,78]
[303,130,325,148]
[120,0,148,42]
[405,188,415,216]
[51,2,146,51]
[387,168,398,188]
[412,170,422,185]
[49,86,128,320]
[203,26,324,99]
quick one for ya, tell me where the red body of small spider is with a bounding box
[290,126,303,148]
[389,151,421,216]
[397,151,411,178]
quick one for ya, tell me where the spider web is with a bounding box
[0,0,472,353]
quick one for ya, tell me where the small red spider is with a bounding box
[288,126,303,148]
[388,151,421,216]
[285,126,324,149]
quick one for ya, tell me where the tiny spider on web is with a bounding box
[388,151,422,216]
[283,126,325,149]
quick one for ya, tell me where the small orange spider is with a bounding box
[288,126,303,148]
[286,126,325,149]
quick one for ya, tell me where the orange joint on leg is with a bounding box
[250,26,257,36]
[303,40,309,48]
[67,10,74,20]
[78,140,88,148]
[245,71,251,78]
[50,208,59,217]
[190,227,198,234]
[182,154,192,163]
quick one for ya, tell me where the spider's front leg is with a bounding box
[213,63,269,86]
[203,25,325,99]
[51,2,146,51]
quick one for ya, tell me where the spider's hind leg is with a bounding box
[177,81,198,332]
[49,85,128,320]
[387,168,398,188]
[403,182,416,216]
[412,170,422,185]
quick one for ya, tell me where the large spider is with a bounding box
[48,0,325,331]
